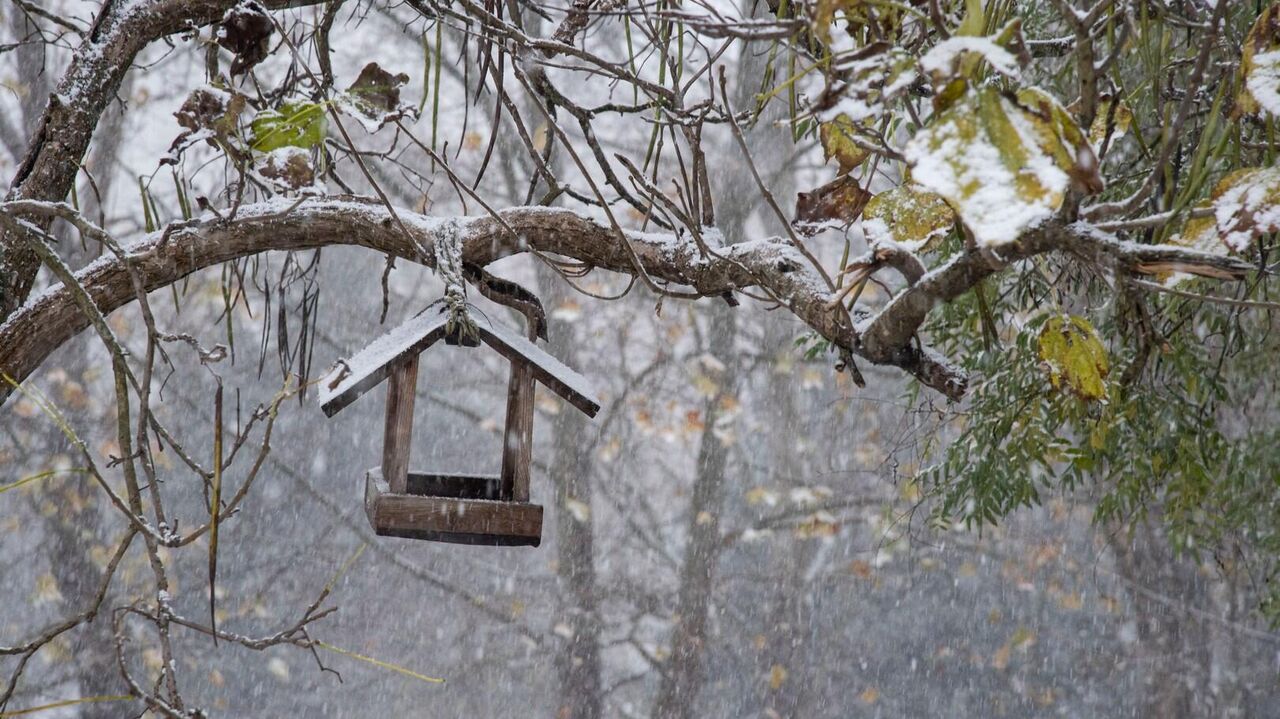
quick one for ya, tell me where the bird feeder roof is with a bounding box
[318,307,601,418]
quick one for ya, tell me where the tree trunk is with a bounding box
[1110,521,1215,718]
[652,305,738,719]
[549,282,604,719]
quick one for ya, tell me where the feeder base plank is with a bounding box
[406,471,504,500]
[365,470,541,546]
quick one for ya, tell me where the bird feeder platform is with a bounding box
[318,306,599,547]
[363,468,543,546]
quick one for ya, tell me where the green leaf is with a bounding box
[956,0,984,37]
[1037,315,1109,403]
[250,102,326,152]
[861,185,955,252]
[903,86,1100,247]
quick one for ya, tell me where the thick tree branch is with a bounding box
[857,222,1254,361]
[1,202,1254,409]
[0,197,963,402]
[0,0,328,320]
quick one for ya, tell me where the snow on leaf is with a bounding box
[814,45,917,125]
[1207,167,1280,253]
[175,88,244,138]
[1037,315,1109,403]
[1239,6,1280,117]
[1013,88,1104,195]
[251,102,326,152]
[861,185,955,252]
[793,511,840,539]
[812,0,907,45]
[254,147,315,190]
[745,486,780,507]
[921,18,1027,93]
[904,86,1098,247]
[1167,167,1280,270]
[819,114,870,174]
[339,62,415,132]
[217,1,274,76]
[919,36,1021,86]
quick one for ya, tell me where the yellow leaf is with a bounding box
[793,511,840,539]
[768,664,788,691]
[745,487,780,507]
[1239,7,1280,117]
[859,686,880,704]
[861,185,955,252]
[551,299,583,322]
[33,573,63,605]
[991,642,1011,670]
[143,648,164,672]
[1014,88,1104,194]
[691,373,720,398]
[956,0,984,37]
[819,114,870,174]
[904,86,1099,247]
[1037,315,1109,402]
[1010,625,1036,651]
[1085,95,1133,149]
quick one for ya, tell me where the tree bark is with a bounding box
[0,198,974,404]
[0,0,328,319]
[1110,522,1218,718]
[652,303,738,719]
[549,280,604,719]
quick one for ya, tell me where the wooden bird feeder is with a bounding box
[318,307,600,547]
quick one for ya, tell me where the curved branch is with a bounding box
[1,0,328,319]
[0,197,961,405]
[857,222,1255,361]
[1,203,1255,408]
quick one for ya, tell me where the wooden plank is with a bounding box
[406,471,502,500]
[500,361,535,502]
[381,356,418,494]
[365,470,542,546]
[477,320,601,418]
[318,309,450,417]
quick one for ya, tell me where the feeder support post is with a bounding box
[500,328,537,502]
[383,355,419,494]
